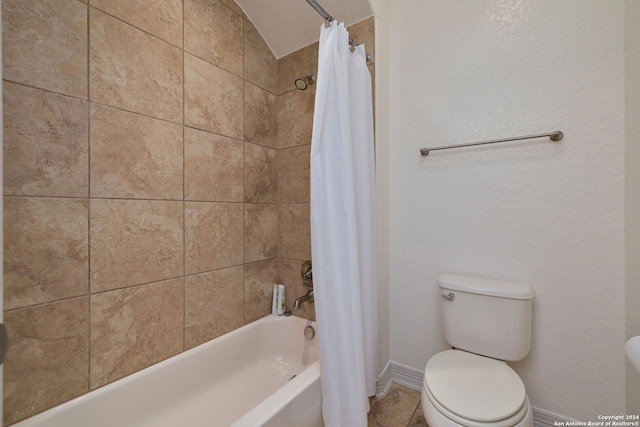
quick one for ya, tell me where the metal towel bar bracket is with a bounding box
[419,131,563,157]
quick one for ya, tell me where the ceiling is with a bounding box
[237,0,373,59]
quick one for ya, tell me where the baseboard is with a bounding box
[389,361,424,391]
[375,361,575,427]
[533,407,578,427]
[375,361,422,398]
[375,361,393,398]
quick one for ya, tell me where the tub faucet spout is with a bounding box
[294,290,314,309]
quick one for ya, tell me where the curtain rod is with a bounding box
[304,0,371,61]
[305,0,333,22]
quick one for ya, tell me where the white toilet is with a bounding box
[422,274,535,427]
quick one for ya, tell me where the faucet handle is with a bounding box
[301,260,313,288]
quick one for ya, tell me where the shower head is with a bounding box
[294,75,316,90]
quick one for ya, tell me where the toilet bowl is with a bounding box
[421,350,532,427]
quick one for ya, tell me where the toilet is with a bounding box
[422,274,535,427]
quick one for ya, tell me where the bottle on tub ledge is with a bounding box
[272,284,291,317]
[272,284,279,315]
[277,284,286,316]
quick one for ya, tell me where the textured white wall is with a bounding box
[387,0,626,419]
[625,0,640,415]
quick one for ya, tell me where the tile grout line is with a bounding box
[86,0,92,393]
[2,194,250,203]
[407,399,421,427]
[1,78,88,102]
[1,77,254,145]
[4,262,267,315]
[241,14,247,325]
[182,0,187,353]
[275,44,281,285]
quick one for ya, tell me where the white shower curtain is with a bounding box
[310,21,378,427]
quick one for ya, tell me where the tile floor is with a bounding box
[368,384,429,427]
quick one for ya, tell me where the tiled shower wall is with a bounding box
[2,0,374,422]
[2,0,281,424]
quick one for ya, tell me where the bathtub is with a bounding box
[13,315,323,427]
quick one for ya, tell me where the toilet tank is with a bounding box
[438,274,534,361]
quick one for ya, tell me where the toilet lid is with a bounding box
[425,350,526,422]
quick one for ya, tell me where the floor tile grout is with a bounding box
[367,383,428,427]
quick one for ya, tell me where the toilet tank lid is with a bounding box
[438,274,534,300]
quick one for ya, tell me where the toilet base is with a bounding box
[421,388,533,427]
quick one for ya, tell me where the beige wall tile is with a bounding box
[244,82,278,149]
[184,53,243,139]
[244,142,277,203]
[279,204,311,260]
[90,278,184,388]
[277,145,310,204]
[219,0,242,16]
[90,9,183,122]
[278,258,315,321]
[185,266,244,348]
[4,197,88,311]
[245,203,278,263]
[90,104,183,200]
[184,127,243,202]
[91,0,183,47]
[277,88,315,149]
[4,297,89,425]
[3,82,89,198]
[244,259,278,323]
[244,20,277,94]
[90,199,184,293]
[2,0,88,98]
[185,202,244,275]
[185,0,243,76]
[277,42,318,95]
[348,17,375,65]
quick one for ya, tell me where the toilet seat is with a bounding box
[422,385,532,427]
[424,350,528,427]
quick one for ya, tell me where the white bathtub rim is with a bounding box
[231,360,321,426]
[13,315,313,427]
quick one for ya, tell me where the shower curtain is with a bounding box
[310,20,378,427]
